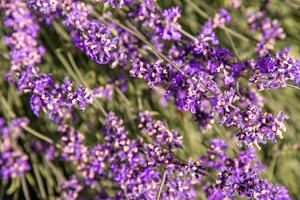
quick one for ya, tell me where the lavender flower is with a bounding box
[138,111,182,147]
[130,59,168,88]
[60,125,88,162]
[159,7,182,41]
[59,176,83,200]
[57,112,204,198]
[194,9,231,55]
[246,10,285,55]
[2,1,295,198]
[62,1,119,64]
[96,0,126,8]
[162,174,196,199]
[129,1,182,41]
[28,0,60,17]
[29,76,93,123]
[199,139,227,169]
[31,140,57,160]
[203,139,291,200]
[219,103,288,148]
[0,147,30,180]
[0,117,30,180]
[2,0,45,83]
[3,0,93,124]
[250,48,300,90]
[71,21,119,64]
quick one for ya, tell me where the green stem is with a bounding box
[22,126,56,147]
[56,50,82,84]
[32,160,47,199]
[115,88,132,107]
[224,29,239,59]
[156,170,167,200]
[0,96,16,118]
[44,159,64,183]
[1,96,57,147]
[176,27,198,41]
[53,21,71,42]
[21,176,31,200]
[94,100,108,117]
[67,52,89,88]
[287,84,300,90]
[186,0,210,19]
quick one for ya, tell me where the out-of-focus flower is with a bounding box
[59,176,83,200]
[250,48,300,90]
[203,139,291,200]
[0,117,30,180]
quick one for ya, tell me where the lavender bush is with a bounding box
[0,0,300,199]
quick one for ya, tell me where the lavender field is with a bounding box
[1,0,300,199]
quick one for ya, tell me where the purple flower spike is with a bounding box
[0,117,30,180]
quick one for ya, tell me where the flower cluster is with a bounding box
[3,0,94,124]
[58,111,202,199]
[250,48,300,90]
[96,0,130,8]
[2,0,45,83]
[27,0,60,22]
[194,8,231,55]
[219,103,288,148]
[29,0,120,64]
[31,140,56,160]
[0,117,30,180]
[29,76,93,122]
[202,139,291,200]
[15,0,298,148]
[138,111,182,147]
[59,176,83,200]
[247,10,285,56]
[1,0,298,199]
[93,73,127,100]
[127,5,291,146]
[129,1,182,42]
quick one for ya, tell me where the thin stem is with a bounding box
[22,126,57,147]
[224,29,239,59]
[44,159,64,183]
[67,52,89,88]
[53,21,71,42]
[32,160,47,199]
[94,100,108,117]
[137,91,143,111]
[56,50,82,84]
[156,170,167,200]
[287,84,300,90]
[1,96,57,147]
[186,0,210,19]
[176,27,198,41]
[0,96,16,118]
[221,26,250,42]
[21,176,31,200]
[115,88,132,107]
